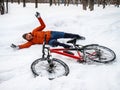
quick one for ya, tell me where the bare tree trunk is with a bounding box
[49,0,56,5]
[82,0,88,10]
[64,0,66,6]
[67,0,70,6]
[18,0,20,4]
[6,0,8,13]
[58,0,60,5]
[64,0,70,6]
[70,0,74,4]
[53,0,57,5]
[11,0,13,3]
[75,0,78,6]
[97,0,101,7]
[116,0,119,7]
[89,0,94,11]
[35,0,38,8]
[103,0,107,9]
[79,0,82,4]
[0,0,5,15]
[23,0,26,7]
[50,0,52,6]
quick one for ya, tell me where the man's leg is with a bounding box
[51,31,85,40]
[64,33,85,39]
[51,31,65,39]
[48,39,72,48]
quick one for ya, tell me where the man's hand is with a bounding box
[11,44,19,49]
[35,12,41,18]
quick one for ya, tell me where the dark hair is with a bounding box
[22,33,27,40]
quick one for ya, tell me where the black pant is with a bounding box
[64,33,82,39]
[48,32,81,48]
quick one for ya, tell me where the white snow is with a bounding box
[0,3,120,90]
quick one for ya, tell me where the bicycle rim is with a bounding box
[31,58,69,79]
[83,44,116,63]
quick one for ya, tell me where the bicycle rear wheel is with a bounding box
[83,44,116,63]
[31,58,69,80]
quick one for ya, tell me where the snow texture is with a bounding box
[0,3,120,90]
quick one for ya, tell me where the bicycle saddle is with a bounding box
[67,38,77,44]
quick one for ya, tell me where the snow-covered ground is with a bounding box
[0,3,120,90]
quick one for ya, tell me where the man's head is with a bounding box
[22,33,33,41]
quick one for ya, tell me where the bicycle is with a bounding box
[31,36,116,79]
[31,36,70,80]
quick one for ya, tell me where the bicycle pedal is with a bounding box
[63,50,74,55]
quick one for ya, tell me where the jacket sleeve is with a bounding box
[18,42,34,49]
[32,17,46,33]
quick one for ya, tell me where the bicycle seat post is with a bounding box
[68,38,83,61]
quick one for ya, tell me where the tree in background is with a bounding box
[35,0,38,8]
[11,0,13,3]
[81,0,94,11]
[50,0,52,6]
[23,0,26,7]
[6,0,8,13]
[0,0,5,15]
[102,0,107,9]
[82,0,88,10]
[115,0,119,7]
[18,0,20,4]
[89,0,94,11]
[64,0,70,6]
[50,0,57,6]
[1,0,119,14]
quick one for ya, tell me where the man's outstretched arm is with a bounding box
[32,12,46,33]
[11,42,33,49]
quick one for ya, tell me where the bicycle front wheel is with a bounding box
[83,44,116,63]
[31,58,69,80]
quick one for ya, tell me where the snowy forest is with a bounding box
[0,0,120,15]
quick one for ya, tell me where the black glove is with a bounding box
[35,12,41,18]
[11,44,19,49]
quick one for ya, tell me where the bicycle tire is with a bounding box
[83,44,116,63]
[31,58,69,79]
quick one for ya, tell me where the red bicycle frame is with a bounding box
[50,48,84,62]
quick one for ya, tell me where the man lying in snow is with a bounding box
[11,12,85,49]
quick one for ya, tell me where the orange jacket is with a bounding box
[19,17,51,49]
